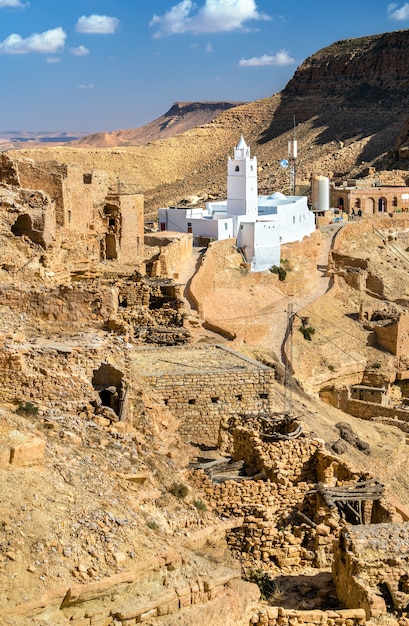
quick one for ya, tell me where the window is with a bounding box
[293,216,295,224]
[235,165,240,172]
[224,223,228,230]
[83,173,92,184]
[259,393,269,399]
[211,397,219,404]
[393,197,398,207]
[188,398,196,405]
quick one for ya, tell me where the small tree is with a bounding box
[299,325,315,341]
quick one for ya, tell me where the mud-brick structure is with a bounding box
[333,523,409,619]
[330,174,409,216]
[131,345,275,445]
[0,154,144,264]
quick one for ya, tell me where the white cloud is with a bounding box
[70,45,89,56]
[0,0,29,7]
[46,56,62,63]
[150,0,270,37]
[387,2,409,19]
[75,14,120,34]
[0,27,66,54]
[239,49,295,67]
[78,83,94,89]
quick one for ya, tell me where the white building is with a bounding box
[158,136,315,272]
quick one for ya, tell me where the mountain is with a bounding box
[13,29,409,217]
[71,101,243,147]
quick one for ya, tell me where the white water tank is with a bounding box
[311,175,330,211]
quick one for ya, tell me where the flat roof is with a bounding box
[130,344,270,376]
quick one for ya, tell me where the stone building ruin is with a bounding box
[0,153,144,266]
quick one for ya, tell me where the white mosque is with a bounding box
[158,136,315,272]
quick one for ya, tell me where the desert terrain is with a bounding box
[2,28,409,626]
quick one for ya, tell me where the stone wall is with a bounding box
[0,333,128,418]
[132,345,275,445]
[6,550,254,625]
[344,398,409,424]
[330,184,409,216]
[145,231,193,279]
[250,607,366,626]
[333,522,409,619]
[192,426,395,572]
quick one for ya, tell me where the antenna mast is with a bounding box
[288,116,297,195]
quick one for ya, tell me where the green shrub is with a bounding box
[169,482,188,499]
[299,326,315,341]
[270,265,287,281]
[16,401,39,417]
[193,499,207,512]
[146,520,159,531]
[244,569,278,601]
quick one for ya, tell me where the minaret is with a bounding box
[227,136,258,218]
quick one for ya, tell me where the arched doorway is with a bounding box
[365,197,375,214]
[378,197,387,213]
[92,363,125,419]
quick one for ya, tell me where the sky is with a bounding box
[1,0,409,132]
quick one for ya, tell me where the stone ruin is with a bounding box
[191,412,409,624]
[0,153,144,269]
[334,523,409,619]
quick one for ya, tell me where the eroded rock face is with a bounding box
[286,30,409,97]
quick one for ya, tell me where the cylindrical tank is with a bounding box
[311,175,330,211]
[288,139,297,159]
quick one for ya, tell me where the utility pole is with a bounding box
[283,302,294,416]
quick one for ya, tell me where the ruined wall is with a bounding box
[117,193,144,262]
[0,284,118,322]
[16,159,67,226]
[0,153,20,186]
[62,167,109,234]
[145,232,193,279]
[345,398,409,423]
[5,551,255,626]
[140,369,275,445]
[373,312,409,357]
[193,428,392,572]
[250,607,366,626]
[0,338,104,411]
[333,522,409,619]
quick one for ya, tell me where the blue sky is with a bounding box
[0,0,408,132]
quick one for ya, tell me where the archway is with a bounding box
[11,214,45,247]
[378,197,387,213]
[365,197,375,214]
[92,364,124,418]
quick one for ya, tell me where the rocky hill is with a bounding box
[11,29,409,218]
[4,29,409,626]
[72,102,243,148]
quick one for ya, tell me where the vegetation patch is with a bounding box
[16,401,39,417]
[169,482,189,499]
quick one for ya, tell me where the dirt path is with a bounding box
[177,223,344,356]
[260,223,344,361]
